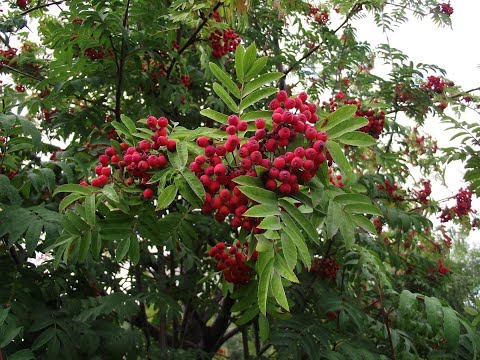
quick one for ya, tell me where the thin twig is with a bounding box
[378,282,397,360]
[114,0,132,121]
[20,0,65,16]
[283,3,362,76]
[166,1,223,79]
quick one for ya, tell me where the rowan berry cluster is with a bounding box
[209,11,241,58]
[439,2,454,15]
[84,47,105,60]
[423,75,445,94]
[414,179,432,204]
[208,241,258,284]
[90,116,175,199]
[427,259,449,279]
[311,257,340,280]
[180,75,191,87]
[15,84,25,92]
[440,187,473,222]
[209,29,241,58]
[307,5,329,24]
[377,179,403,200]
[189,91,333,230]
[0,48,17,67]
[322,92,385,138]
[16,0,28,9]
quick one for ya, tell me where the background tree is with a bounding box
[0,0,479,359]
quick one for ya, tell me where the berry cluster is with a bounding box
[180,75,191,87]
[15,84,25,93]
[414,179,432,204]
[84,47,105,60]
[16,0,28,9]
[91,116,175,199]
[439,2,454,15]
[0,48,17,67]
[440,187,473,222]
[322,92,385,138]
[427,259,449,279]
[423,75,445,94]
[377,178,403,200]
[311,257,340,280]
[142,58,167,83]
[307,5,329,24]
[208,241,258,284]
[189,91,333,229]
[209,29,241,58]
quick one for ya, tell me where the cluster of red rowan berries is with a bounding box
[440,187,473,222]
[311,257,340,280]
[208,241,258,284]
[209,11,241,58]
[322,92,385,138]
[15,84,25,92]
[307,5,329,24]
[84,47,106,60]
[414,179,432,204]
[90,116,175,199]
[209,29,241,58]
[377,178,403,200]
[424,75,445,94]
[180,75,191,87]
[190,91,334,229]
[0,48,17,67]
[439,2,453,15]
[427,259,449,279]
[141,58,167,83]
[16,0,28,9]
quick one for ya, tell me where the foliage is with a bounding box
[0,0,479,359]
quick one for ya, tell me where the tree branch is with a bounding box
[205,294,235,352]
[20,0,65,16]
[114,0,131,122]
[166,1,223,79]
[283,3,361,77]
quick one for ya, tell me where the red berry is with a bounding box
[143,188,154,199]
[157,117,168,128]
[167,139,177,152]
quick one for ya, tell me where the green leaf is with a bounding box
[169,141,188,169]
[352,214,376,233]
[209,62,241,98]
[243,204,281,217]
[275,254,299,282]
[18,117,41,148]
[279,199,318,243]
[258,313,270,342]
[239,87,277,112]
[232,175,263,187]
[32,327,56,350]
[344,203,382,216]
[53,184,93,196]
[111,121,130,136]
[213,82,238,113]
[338,212,355,248]
[328,117,369,139]
[326,201,342,238]
[0,307,9,326]
[8,349,35,360]
[0,326,23,347]
[235,44,245,83]
[59,193,84,212]
[91,230,102,260]
[271,272,289,311]
[244,56,268,81]
[243,42,257,75]
[334,193,372,205]
[120,114,137,134]
[156,184,177,210]
[241,110,273,121]
[443,307,460,351]
[281,232,297,269]
[102,184,119,203]
[258,216,282,230]
[325,140,352,177]
[175,175,202,208]
[318,105,357,132]
[115,236,131,262]
[258,258,274,315]
[181,171,206,202]
[24,220,43,255]
[256,234,274,252]
[78,230,91,263]
[338,131,376,146]
[129,234,140,265]
[281,214,310,269]
[238,186,277,206]
[243,72,284,97]
[200,108,229,125]
[425,296,442,334]
[84,194,96,227]
[464,306,479,316]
